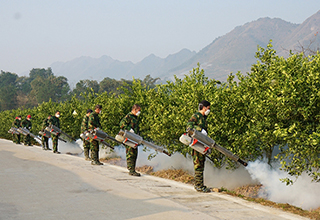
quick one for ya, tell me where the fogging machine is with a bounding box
[179,129,247,166]
[17,127,42,143]
[84,129,117,149]
[39,130,67,143]
[45,125,76,142]
[8,127,20,135]
[115,129,171,156]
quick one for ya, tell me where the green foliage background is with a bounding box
[1,43,319,184]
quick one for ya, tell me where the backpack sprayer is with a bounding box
[8,127,20,135]
[115,129,171,156]
[179,129,247,166]
[17,127,42,143]
[39,130,67,143]
[83,128,119,149]
[45,125,76,142]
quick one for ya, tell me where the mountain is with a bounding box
[276,10,320,56]
[126,48,196,80]
[167,11,320,82]
[51,55,134,86]
[51,49,196,85]
[51,10,320,84]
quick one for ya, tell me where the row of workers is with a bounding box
[12,100,211,192]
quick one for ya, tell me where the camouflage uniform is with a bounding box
[12,118,21,144]
[88,112,101,163]
[81,114,91,160]
[41,118,50,150]
[186,112,208,190]
[120,112,139,174]
[49,116,60,153]
[21,119,32,146]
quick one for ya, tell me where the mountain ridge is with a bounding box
[51,10,320,84]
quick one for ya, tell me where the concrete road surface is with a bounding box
[0,139,309,220]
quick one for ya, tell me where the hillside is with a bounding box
[165,17,299,81]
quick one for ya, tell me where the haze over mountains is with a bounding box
[51,10,320,85]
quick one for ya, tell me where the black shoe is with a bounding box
[129,171,141,177]
[195,186,211,193]
[91,160,102,165]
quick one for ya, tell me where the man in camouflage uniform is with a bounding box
[186,100,211,193]
[81,109,93,161]
[41,115,52,150]
[50,111,61,154]
[21,115,32,146]
[120,104,141,176]
[88,105,103,165]
[12,115,21,144]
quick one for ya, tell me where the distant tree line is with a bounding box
[0,68,159,111]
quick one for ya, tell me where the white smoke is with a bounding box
[85,143,320,210]
[204,160,257,189]
[47,138,83,155]
[246,160,320,210]
[111,145,255,189]
[111,146,194,172]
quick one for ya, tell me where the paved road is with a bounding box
[0,139,309,220]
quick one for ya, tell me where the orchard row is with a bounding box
[1,43,319,184]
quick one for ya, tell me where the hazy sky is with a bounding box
[1,0,320,75]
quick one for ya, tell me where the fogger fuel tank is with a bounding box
[179,134,210,154]
[115,132,139,148]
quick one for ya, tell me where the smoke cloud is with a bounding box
[111,145,319,210]
[111,146,256,189]
[111,146,194,172]
[47,139,83,154]
[204,161,257,189]
[246,160,320,210]
[54,140,319,210]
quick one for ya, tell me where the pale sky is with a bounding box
[1,0,319,76]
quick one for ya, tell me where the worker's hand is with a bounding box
[130,128,134,133]
[201,129,207,136]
